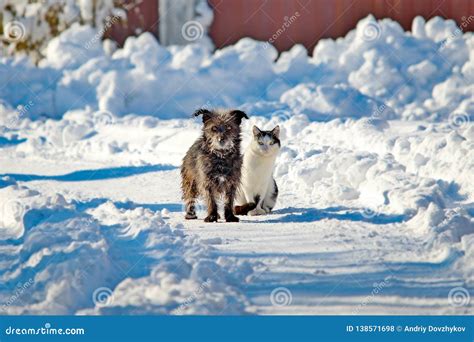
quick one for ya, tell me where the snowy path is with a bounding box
[3,159,471,314]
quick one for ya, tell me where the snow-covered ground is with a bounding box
[0,15,473,315]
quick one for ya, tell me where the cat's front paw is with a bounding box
[248,208,266,216]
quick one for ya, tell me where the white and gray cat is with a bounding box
[234,125,280,216]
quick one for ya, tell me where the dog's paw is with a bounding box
[204,215,218,222]
[185,213,197,220]
[225,215,239,222]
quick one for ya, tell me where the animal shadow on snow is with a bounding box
[267,206,410,225]
[0,164,176,182]
[0,136,27,147]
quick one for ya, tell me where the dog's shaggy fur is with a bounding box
[181,108,249,222]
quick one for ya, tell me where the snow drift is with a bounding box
[0,15,473,122]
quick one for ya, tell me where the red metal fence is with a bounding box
[107,0,474,53]
[208,0,474,52]
[105,0,159,46]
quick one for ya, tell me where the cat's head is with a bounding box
[250,125,280,156]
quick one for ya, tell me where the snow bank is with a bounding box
[280,83,396,121]
[0,185,250,314]
[1,15,473,123]
[269,115,471,208]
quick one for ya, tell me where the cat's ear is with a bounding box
[193,108,213,123]
[230,110,249,124]
[271,125,280,138]
[252,125,261,136]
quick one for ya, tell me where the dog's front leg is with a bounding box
[224,187,239,222]
[204,189,218,222]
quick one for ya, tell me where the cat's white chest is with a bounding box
[241,151,276,195]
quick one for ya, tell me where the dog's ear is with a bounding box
[271,125,280,138]
[230,110,249,124]
[193,108,213,123]
[252,125,261,136]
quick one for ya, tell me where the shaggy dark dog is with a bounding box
[181,108,249,222]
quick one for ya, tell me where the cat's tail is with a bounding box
[234,202,257,215]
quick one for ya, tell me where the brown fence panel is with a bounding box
[104,0,159,46]
[105,0,474,52]
[208,0,474,53]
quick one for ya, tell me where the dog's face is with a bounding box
[194,109,249,152]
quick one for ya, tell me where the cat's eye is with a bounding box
[212,126,218,132]
[270,142,274,145]
[226,125,231,130]
[258,141,264,145]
